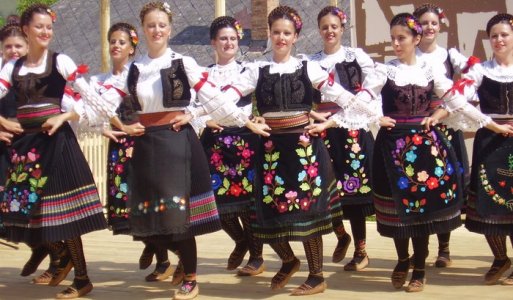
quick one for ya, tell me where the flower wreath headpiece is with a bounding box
[47,8,57,23]
[289,12,302,31]
[129,30,138,46]
[406,16,423,35]
[161,2,172,15]
[233,20,244,39]
[332,8,347,25]
[435,7,450,27]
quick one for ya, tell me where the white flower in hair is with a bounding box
[162,2,171,14]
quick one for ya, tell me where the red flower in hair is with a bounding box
[47,8,57,23]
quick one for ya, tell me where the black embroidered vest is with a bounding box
[313,60,362,102]
[11,51,66,107]
[125,57,192,113]
[381,79,434,117]
[255,61,313,114]
[477,76,513,115]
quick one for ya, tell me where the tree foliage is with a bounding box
[17,0,58,14]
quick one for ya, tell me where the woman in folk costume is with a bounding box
[413,3,479,268]
[197,16,264,276]
[0,4,108,299]
[311,12,513,292]
[456,13,513,285]
[192,5,377,296]
[307,5,377,271]
[95,2,268,299]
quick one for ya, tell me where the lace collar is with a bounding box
[134,48,181,81]
[479,59,513,83]
[385,58,433,87]
[258,56,303,75]
[208,60,244,84]
[308,47,357,70]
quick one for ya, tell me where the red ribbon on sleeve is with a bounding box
[67,64,89,81]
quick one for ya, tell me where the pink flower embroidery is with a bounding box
[307,166,318,177]
[416,171,429,182]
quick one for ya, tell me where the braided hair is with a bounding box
[0,20,24,43]
[317,6,348,28]
[108,22,139,52]
[268,5,303,34]
[486,13,513,36]
[210,16,243,40]
[413,3,449,27]
[20,3,54,28]
[139,1,173,24]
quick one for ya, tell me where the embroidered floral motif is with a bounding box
[0,149,47,216]
[108,138,134,219]
[209,135,254,197]
[335,130,371,197]
[479,153,513,210]
[392,129,457,214]
[262,135,322,213]
[438,125,465,175]
[132,196,187,215]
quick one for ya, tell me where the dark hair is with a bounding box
[210,16,242,40]
[6,14,20,24]
[390,13,423,36]
[413,3,449,27]
[0,20,25,43]
[268,5,302,34]
[140,1,173,24]
[108,22,138,52]
[20,3,52,28]
[486,13,513,36]
[317,6,347,28]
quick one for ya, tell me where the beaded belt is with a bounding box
[315,101,340,114]
[264,113,310,130]
[138,111,184,127]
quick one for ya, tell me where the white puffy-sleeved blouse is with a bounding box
[0,51,79,106]
[364,58,491,130]
[416,46,470,77]
[210,56,375,129]
[460,59,513,124]
[307,46,380,130]
[190,60,253,131]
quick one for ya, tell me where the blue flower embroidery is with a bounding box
[434,166,443,177]
[262,185,269,196]
[350,159,361,170]
[247,169,255,182]
[405,151,417,163]
[119,183,128,193]
[28,192,38,203]
[275,176,284,185]
[446,163,454,175]
[110,150,118,161]
[397,177,409,190]
[298,170,307,181]
[211,174,221,190]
